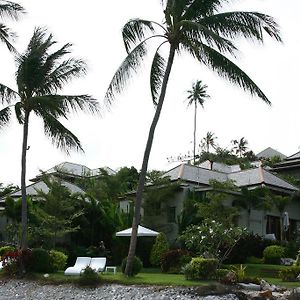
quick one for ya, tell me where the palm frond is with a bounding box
[0,105,11,128]
[14,101,24,123]
[122,19,164,53]
[181,20,237,55]
[201,11,281,42]
[150,43,167,106]
[105,39,149,105]
[31,94,100,118]
[0,83,18,104]
[181,39,270,104]
[0,1,25,20]
[42,112,83,154]
[183,0,228,20]
[0,23,16,52]
[37,58,87,95]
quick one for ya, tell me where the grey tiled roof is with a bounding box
[8,179,84,198]
[256,147,286,159]
[31,162,116,181]
[164,163,298,192]
[286,151,300,160]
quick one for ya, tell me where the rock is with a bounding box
[258,290,272,299]
[221,271,237,285]
[238,283,261,291]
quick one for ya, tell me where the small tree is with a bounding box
[150,232,169,266]
[180,220,246,266]
[31,176,82,248]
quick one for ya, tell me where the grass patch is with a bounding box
[2,264,300,288]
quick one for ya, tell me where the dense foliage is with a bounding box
[263,245,285,264]
[121,256,143,276]
[160,249,193,273]
[183,257,218,280]
[150,233,169,267]
[180,220,246,264]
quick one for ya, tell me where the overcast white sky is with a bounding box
[0,0,300,186]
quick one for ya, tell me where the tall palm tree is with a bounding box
[231,137,248,157]
[105,0,281,276]
[186,80,209,164]
[0,27,99,250]
[201,131,217,153]
[0,1,25,52]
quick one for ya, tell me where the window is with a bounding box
[167,206,176,223]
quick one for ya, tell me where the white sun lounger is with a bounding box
[64,257,91,275]
[89,257,106,272]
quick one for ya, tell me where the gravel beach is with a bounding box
[0,280,241,300]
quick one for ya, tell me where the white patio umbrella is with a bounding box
[115,225,159,237]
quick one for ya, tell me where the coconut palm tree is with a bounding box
[105,0,281,276]
[231,137,248,157]
[0,1,25,51]
[201,131,218,153]
[186,80,209,164]
[0,27,99,250]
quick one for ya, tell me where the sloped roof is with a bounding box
[31,162,116,181]
[256,147,286,159]
[198,160,241,173]
[286,151,300,161]
[164,163,298,192]
[7,179,84,198]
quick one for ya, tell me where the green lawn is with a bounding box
[3,264,300,288]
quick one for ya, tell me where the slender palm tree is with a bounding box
[186,80,209,164]
[0,1,25,51]
[231,137,248,157]
[0,27,99,250]
[201,131,217,153]
[105,0,281,276]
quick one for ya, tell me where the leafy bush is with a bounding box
[150,233,169,266]
[49,250,68,271]
[180,220,246,264]
[216,268,230,281]
[231,264,246,282]
[78,266,101,286]
[279,266,300,281]
[263,245,285,265]
[2,249,32,276]
[161,249,193,273]
[0,246,16,257]
[121,256,143,276]
[225,233,279,264]
[183,257,218,280]
[30,248,52,273]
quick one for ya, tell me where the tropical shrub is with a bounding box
[121,256,143,276]
[263,245,285,264]
[279,266,300,281]
[49,250,68,272]
[180,220,246,264]
[183,257,218,280]
[161,249,193,273]
[225,233,278,264]
[150,233,169,266]
[216,268,230,281]
[231,264,246,282]
[78,266,101,286]
[1,249,32,276]
[30,248,52,273]
[0,246,16,257]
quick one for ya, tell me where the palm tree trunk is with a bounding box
[193,101,197,164]
[124,46,176,276]
[20,112,29,250]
